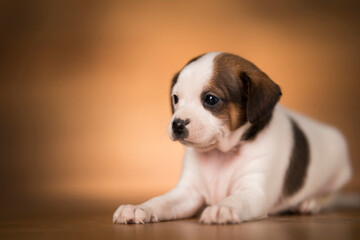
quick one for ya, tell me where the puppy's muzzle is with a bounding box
[172,118,190,140]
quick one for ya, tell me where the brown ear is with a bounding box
[240,71,282,124]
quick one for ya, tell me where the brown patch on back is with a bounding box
[283,118,310,197]
[206,53,282,137]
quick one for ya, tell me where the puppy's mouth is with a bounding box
[179,138,217,150]
[179,139,196,145]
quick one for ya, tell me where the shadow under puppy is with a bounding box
[113,52,352,224]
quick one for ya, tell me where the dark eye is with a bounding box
[204,94,219,106]
[173,95,178,104]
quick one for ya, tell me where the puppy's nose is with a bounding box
[172,118,190,139]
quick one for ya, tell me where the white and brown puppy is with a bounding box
[113,52,352,224]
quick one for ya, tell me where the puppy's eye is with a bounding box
[173,95,179,104]
[204,94,219,106]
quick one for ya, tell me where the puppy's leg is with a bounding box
[298,164,352,215]
[200,188,267,224]
[297,194,335,214]
[113,187,203,224]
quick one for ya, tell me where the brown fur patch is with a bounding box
[228,103,240,130]
[283,118,310,197]
[203,55,247,131]
[206,53,282,137]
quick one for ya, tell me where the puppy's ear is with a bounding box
[170,72,180,113]
[240,71,282,124]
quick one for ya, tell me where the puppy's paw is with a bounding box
[113,205,158,224]
[199,205,241,224]
[298,199,321,214]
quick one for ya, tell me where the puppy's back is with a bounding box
[285,107,352,195]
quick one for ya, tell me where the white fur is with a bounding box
[113,53,352,224]
[169,52,222,149]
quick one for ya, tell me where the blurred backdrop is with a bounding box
[0,0,359,216]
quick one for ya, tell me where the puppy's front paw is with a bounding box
[199,205,240,224]
[113,205,158,224]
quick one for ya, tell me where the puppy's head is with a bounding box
[169,52,281,151]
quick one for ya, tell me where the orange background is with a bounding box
[1,0,359,212]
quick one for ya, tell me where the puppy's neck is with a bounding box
[215,122,251,152]
[194,144,241,160]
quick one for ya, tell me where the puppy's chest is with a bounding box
[195,150,242,205]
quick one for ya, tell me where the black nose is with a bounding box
[172,118,190,139]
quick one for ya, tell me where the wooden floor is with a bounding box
[1,199,359,240]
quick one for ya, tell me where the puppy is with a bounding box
[113,52,352,224]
